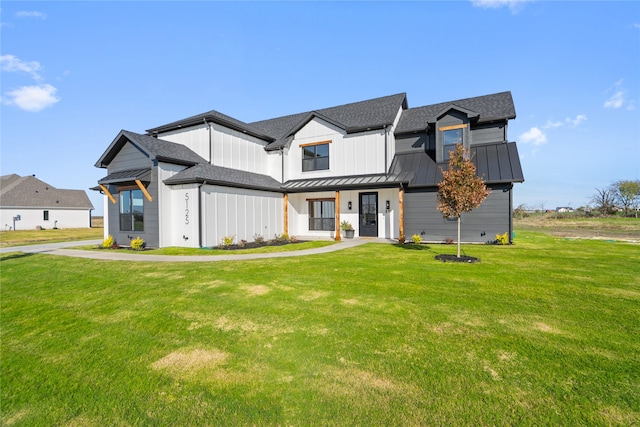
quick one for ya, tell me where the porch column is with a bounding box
[335,190,341,241]
[398,186,405,243]
[283,193,289,236]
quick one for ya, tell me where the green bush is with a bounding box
[221,235,235,247]
[411,234,422,244]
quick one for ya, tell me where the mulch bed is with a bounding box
[435,254,480,263]
[214,240,307,250]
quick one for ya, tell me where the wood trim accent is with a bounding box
[299,140,332,148]
[438,124,467,131]
[135,180,153,202]
[99,184,116,204]
[305,197,335,202]
[283,194,289,235]
[335,190,341,241]
[398,187,405,243]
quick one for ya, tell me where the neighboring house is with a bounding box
[556,207,574,213]
[1,174,95,230]
[95,91,524,248]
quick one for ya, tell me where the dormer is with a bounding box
[432,104,479,163]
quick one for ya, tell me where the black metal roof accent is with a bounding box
[389,142,524,188]
[281,171,414,193]
[98,168,151,185]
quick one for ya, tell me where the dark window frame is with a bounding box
[442,128,464,161]
[308,198,335,231]
[301,141,330,172]
[43,210,49,221]
[119,188,144,231]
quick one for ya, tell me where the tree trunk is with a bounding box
[457,215,461,258]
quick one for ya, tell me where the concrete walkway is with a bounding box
[1,238,392,262]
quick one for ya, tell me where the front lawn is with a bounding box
[1,232,639,425]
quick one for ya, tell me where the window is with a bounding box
[308,199,335,231]
[120,189,144,231]
[443,128,463,160]
[43,210,49,221]
[302,142,329,171]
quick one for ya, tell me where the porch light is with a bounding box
[348,201,352,210]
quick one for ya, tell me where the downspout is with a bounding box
[280,147,285,183]
[204,119,212,164]
[384,125,389,173]
[198,182,205,248]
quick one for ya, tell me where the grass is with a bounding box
[0,227,103,248]
[1,230,639,425]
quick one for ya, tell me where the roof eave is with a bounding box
[147,115,275,143]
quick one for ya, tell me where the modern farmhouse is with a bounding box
[1,174,94,230]
[95,91,524,248]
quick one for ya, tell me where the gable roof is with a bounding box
[252,93,408,151]
[95,130,207,168]
[0,174,94,209]
[389,142,524,187]
[395,91,516,135]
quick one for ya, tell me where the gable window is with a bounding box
[308,199,335,231]
[120,188,144,231]
[442,128,464,161]
[43,210,49,221]
[302,141,330,172]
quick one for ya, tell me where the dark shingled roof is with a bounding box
[395,91,516,135]
[1,174,94,209]
[95,130,207,168]
[163,163,282,192]
[252,93,408,151]
[389,142,524,187]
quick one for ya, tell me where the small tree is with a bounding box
[437,144,490,257]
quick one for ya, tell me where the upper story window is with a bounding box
[440,125,466,161]
[301,141,330,172]
[120,188,144,231]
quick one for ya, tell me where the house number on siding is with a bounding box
[185,193,189,224]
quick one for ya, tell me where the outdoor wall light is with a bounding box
[386,200,390,211]
[348,201,352,210]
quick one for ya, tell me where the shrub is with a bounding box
[221,236,235,247]
[130,236,145,251]
[276,233,289,242]
[238,239,248,248]
[253,234,265,244]
[444,238,454,245]
[411,234,422,244]
[495,232,509,245]
[101,235,116,249]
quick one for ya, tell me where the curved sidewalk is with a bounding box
[1,238,388,262]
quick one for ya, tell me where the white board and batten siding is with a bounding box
[200,185,283,247]
[158,124,281,182]
[285,118,388,182]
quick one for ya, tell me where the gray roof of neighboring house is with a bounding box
[395,91,516,135]
[389,142,524,187]
[95,130,207,168]
[163,163,282,192]
[0,174,94,209]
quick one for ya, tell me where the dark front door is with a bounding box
[359,192,378,237]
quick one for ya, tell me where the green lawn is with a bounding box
[1,232,639,426]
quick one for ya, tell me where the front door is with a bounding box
[359,192,378,237]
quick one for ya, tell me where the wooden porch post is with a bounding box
[335,190,341,241]
[398,186,405,243]
[283,193,289,236]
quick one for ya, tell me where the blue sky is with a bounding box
[2,1,639,216]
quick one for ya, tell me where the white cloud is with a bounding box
[1,54,43,81]
[543,119,563,129]
[2,84,60,112]
[16,11,47,20]
[566,114,587,127]
[604,80,635,110]
[470,0,531,13]
[519,127,547,146]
